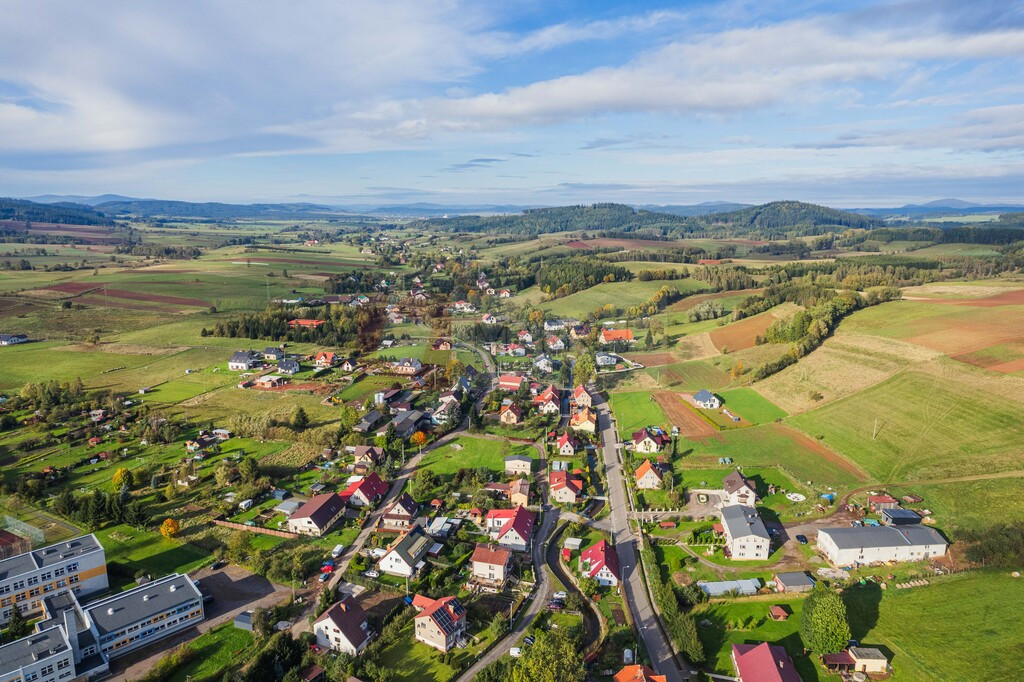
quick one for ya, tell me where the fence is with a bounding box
[211,518,299,539]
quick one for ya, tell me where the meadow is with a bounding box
[715,388,787,424]
[539,279,710,319]
[419,436,537,476]
[608,390,671,435]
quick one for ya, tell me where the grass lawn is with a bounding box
[887,477,1024,538]
[420,436,536,476]
[717,388,788,424]
[335,373,396,403]
[788,367,1024,481]
[376,619,494,682]
[645,359,732,392]
[540,279,710,319]
[95,524,211,586]
[608,391,670,435]
[168,622,255,682]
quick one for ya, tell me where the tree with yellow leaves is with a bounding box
[160,518,180,540]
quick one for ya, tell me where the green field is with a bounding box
[717,388,788,423]
[645,359,732,391]
[420,436,537,476]
[608,391,670,435]
[169,622,255,682]
[539,279,710,319]
[887,477,1024,537]
[789,368,1024,481]
[94,524,211,586]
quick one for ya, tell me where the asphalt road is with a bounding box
[593,388,688,682]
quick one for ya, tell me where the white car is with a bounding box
[332,544,345,558]
[364,570,380,578]
[552,591,567,600]
[509,647,523,658]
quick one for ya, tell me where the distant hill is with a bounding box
[0,197,115,226]
[95,199,357,220]
[700,201,878,236]
[637,202,753,217]
[405,203,693,235]
[24,193,143,206]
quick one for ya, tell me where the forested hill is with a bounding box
[95,200,354,219]
[0,198,115,226]
[406,200,879,238]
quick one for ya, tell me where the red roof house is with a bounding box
[731,642,801,682]
[580,539,620,586]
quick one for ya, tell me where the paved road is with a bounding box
[593,388,688,681]
[457,504,558,680]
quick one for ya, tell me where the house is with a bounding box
[634,460,663,490]
[613,665,666,682]
[228,350,261,371]
[0,333,28,346]
[255,374,286,388]
[374,389,402,405]
[287,493,347,536]
[556,431,578,458]
[773,572,815,593]
[881,508,921,526]
[314,351,336,368]
[569,324,590,340]
[506,343,526,357]
[481,313,498,325]
[500,403,524,425]
[392,357,422,375]
[599,328,635,345]
[817,526,948,566]
[278,358,300,375]
[341,357,359,372]
[508,477,531,507]
[498,374,524,392]
[377,410,424,439]
[500,289,512,298]
[470,543,513,590]
[822,648,890,676]
[572,385,593,408]
[505,454,533,476]
[549,470,584,504]
[412,595,467,652]
[693,389,722,409]
[543,319,566,332]
[289,318,325,329]
[698,578,762,597]
[341,472,388,508]
[632,427,669,454]
[353,445,385,468]
[722,470,758,506]
[580,539,620,586]
[263,347,285,361]
[720,505,771,561]
[379,492,418,531]
[546,335,565,351]
[312,595,373,656]
[533,385,561,414]
[516,330,533,345]
[379,527,433,577]
[452,301,475,313]
[570,407,597,434]
[533,353,554,373]
[868,494,900,511]
[731,642,801,682]
[432,339,453,351]
[353,409,385,434]
[484,506,535,552]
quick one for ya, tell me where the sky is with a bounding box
[2,0,1024,207]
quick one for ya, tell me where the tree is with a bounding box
[112,467,132,490]
[800,583,851,654]
[488,613,508,637]
[160,517,181,540]
[410,431,427,451]
[574,352,596,386]
[54,490,77,518]
[510,629,584,682]
[578,576,598,598]
[292,406,309,431]
[6,606,30,640]
[238,457,259,483]
[730,360,744,379]
[644,329,654,349]
[445,357,465,383]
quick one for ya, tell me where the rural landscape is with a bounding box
[1,2,1023,681]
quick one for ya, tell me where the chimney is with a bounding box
[170,585,177,592]
[143,595,150,602]
[107,608,114,615]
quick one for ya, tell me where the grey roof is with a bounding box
[0,626,69,674]
[850,647,887,661]
[697,578,761,597]
[693,389,716,402]
[505,454,532,463]
[0,534,103,581]
[355,410,383,430]
[278,359,300,373]
[819,525,947,550]
[774,571,815,588]
[84,573,202,636]
[880,508,921,522]
[275,500,303,515]
[388,527,432,567]
[721,505,770,541]
[230,350,259,364]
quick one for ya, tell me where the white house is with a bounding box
[313,595,373,655]
[720,505,771,561]
[722,471,758,507]
[579,540,620,587]
[470,543,513,590]
[817,526,948,566]
[693,389,722,409]
[228,350,261,371]
[634,460,663,490]
[379,527,433,577]
[483,506,535,552]
[287,493,346,536]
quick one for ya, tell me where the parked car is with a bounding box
[796,534,808,545]
[509,647,523,658]
[524,636,535,646]
[332,544,345,558]
[364,570,380,578]
[318,573,330,583]
[320,565,334,574]
[211,560,227,570]
[552,591,567,600]
[547,602,564,611]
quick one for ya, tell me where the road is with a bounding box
[457,504,558,681]
[593,388,689,682]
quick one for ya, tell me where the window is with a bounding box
[58,659,70,670]
[66,563,79,572]
[27,576,38,586]
[0,584,9,594]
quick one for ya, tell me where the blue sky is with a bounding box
[2,0,1023,206]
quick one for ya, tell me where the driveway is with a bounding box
[107,564,291,681]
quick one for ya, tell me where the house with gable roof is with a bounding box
[483,506,535,552]
[579,539,620,586]
[312,595,373,656]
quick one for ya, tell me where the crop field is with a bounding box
[910,243,1001,256]
[953,340,1024,375]
[419,436,537,476]
[887,475,1024,537]
[716,388,787,423]
[789,363,1024,481]
[608,390,671,435]
[645,359,732,391]
[708,303,799,352]
[539,279,710,319]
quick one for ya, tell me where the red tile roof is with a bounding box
[549,470,583,495]
[556,431,578,450]
[613,665,666,682]
[731,642,801,682]
[580,539,620,580]
[600,328,634,342]
[471,543,512,566]
[485,506,535,543]
[341,472,388,503]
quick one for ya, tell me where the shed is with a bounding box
[234,611,254,631]
[275,500,302,516]
[697,578,761,597]
[769,605,789,621]
[881,507,921,526]
[773,571,815,593]
[564,537,583,551]
[272,489,290,501]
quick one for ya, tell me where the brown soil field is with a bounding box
[989,358,1024,373]
[912,288,1024,307]
[675,332,720,360]
[708,311,776,352]
[623,352,676,366]
[666,288,763,313]
[215,257,370,268]
[906,323,1024,355]
[86,288,211,307]
[116,268,198,274]
[564,240,592,249]
[42,282,101,294]
[773,423,868,482]
[0,221,121,244]
[654,391,717,439]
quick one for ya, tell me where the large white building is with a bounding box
[720,505,771,561]
[817,526,948,566]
